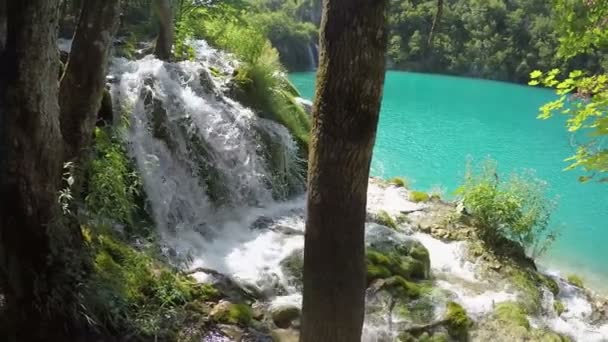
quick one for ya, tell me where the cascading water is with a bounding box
[92,39,608,341]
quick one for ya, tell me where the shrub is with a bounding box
[567,274,584,288]
[410,191,430,203]
[455,160,559,258]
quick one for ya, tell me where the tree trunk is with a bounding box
[153,0,174,61]
[300,0,389,341]
[59,0,121,161]
[0,0,71,339]
[427,0,444,48]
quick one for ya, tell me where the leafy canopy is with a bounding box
[529,0,608,182]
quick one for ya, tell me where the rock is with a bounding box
[280,248,304,290]
[210,300,253,325]
[271,328,299,342]
[251,216,275,230]
[271,305,301,329]
[218,324,245,341]
[365,225,431,281]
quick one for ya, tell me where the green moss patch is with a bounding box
[410,191,430,203]
[445,301,472,339]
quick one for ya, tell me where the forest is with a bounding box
[0,0,607,341]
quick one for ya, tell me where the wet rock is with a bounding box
[211,300,253,325]
[271,328,299,342]
[271,305,301,329]
[251,216,275,230]
[279,248,304,290]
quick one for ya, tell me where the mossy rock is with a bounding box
[366,248,429,283]
[444,301,472,340]
[210,301,253,325]
[410,191,430,203]
[567,274,584,288]
[271,305,301,329]
[382,276,423,300]
[389,176,409,188]
[373,210,398,229]
[553,300,566,316]
[279,248,304,290]
[398,332,448,342]
[494,301,530,329]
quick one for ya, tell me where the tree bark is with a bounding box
[300,0,389,341]
[153,0,174,61]
[59,0,121,161]
[0,0,70,339]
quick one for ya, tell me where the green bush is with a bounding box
[567,274,584,288]
[410,191,430,203]
[455,160,559,258]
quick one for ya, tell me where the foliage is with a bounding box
[409,191,430,203]
[85,128,143,227]
[177,5,311,150]
[384,0,605,83]
[389,176,409,188]
[530,0,608,182]
[567,274,585,288]
[456,160,559,258]
[81,229,220,339]
[444,301,472,340]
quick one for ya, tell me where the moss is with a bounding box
[508,270,543,314]
[567,274,584,288]
[375,210,397,229]
[445,301,472,340]
[494,301,530,329]
[383,276,422,300]
[410,191,430,203]
[366,247,429,283]
[389,176,409,188]
[211,303,253,325]
[540,274,560,295]
[553,300,565,316]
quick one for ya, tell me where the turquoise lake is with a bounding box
[290,71,608,292]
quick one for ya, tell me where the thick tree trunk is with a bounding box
[300,0,389,341]
[0,0,72,339]
[59,0,121,161]
[153,0,174,61]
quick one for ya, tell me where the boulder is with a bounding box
[271,328,299,342]
[280,248,304,290]
[271,305,301,329]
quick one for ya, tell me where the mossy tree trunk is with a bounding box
[60,0,121,161]
[0,0,121,339]
[300,0,389,341]
[153,0,174,61]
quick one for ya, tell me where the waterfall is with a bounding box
[306,43,318,71]
[102,39,607,341]
[109,40,305,264]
